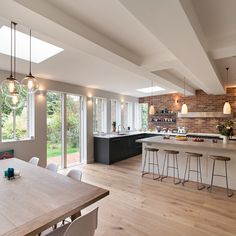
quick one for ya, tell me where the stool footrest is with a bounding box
[213,174,226,178]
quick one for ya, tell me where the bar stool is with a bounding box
[182,152,205,190]
[161,150,181,184]
[207,155,233,197]
[142,146,160,180]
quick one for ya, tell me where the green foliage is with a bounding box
[216,120,234,137]
[141,103,148,130]
[47,92,80,157]
[0,92,28,140]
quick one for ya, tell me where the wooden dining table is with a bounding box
[0,158,109,236]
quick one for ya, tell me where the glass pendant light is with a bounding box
[181,77,188,114]
[4,22,25,110]
[21,29,39,93]
[149,80,155,115]
[1,22,21,97]
[223,67,231,114]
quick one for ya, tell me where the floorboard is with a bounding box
[59,155,236,236]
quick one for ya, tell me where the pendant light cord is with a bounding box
[10,22,13,78]
[13,22,17,80]
[29,29,32,75]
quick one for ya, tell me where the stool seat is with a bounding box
[185,152,203,157]
[145,147,159,152]
[208,155,233,197]
[164,150,179,155]
[142,147,160,180]
[161,150,181,184]
[210,155,231,161]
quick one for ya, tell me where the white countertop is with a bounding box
[94,131,236,139]
[137,136,236,151]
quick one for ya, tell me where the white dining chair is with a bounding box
[67,169,82,181]
[29,157,39,166]
[46,163,59,173]
[45,208,98,236]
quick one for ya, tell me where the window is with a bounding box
[1,93,35,141]
[110,99,121,131]
[134,103,148,131]
[93,97,107,134]
[122,102,133,130]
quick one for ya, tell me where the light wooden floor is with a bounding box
[60,155,236,236]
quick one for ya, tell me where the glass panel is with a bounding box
[1,92,29,141]
[93,97,106,134]
[66,94,81,166]
[140,103,148,130]
[111,99,121,131]
[15,103,28,139]
[111,100,117,131]
[47,92,62,167]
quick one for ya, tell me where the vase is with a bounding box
[223,136,229,144]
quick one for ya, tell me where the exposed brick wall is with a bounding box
[139,89,236,134]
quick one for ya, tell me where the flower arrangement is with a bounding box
[216,120,234,137]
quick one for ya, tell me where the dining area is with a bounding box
[0,157,109,236]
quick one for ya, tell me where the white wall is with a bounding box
[0,70,138,166]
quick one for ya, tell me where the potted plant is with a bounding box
[216,120,234,144]
[112,121,116,133]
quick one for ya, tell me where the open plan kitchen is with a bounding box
[1,1,236,236]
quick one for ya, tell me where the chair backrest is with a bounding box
[46,163,58,173]
[67,169,82,181]
[29,157,39,166]
[64,208,98,236]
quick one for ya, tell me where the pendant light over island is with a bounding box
[181,77,188,114]
[223,67,231,115]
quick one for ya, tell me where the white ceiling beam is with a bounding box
[153,70,195,96]
[119,0,225,94]
[0,0,194,95]
[208,34,236,60]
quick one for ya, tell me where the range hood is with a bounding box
[178,112,233,118]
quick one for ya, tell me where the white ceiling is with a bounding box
[0,0,235,97]
[48,0,168,58]
[191,0,236,86]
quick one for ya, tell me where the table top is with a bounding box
[0,158,109,236]
[137,136,236,151]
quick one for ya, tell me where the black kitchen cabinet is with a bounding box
[94,133,159,164]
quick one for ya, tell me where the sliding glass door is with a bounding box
[47,91,83,168]
[66,94,81,166]
[47,91,63,167]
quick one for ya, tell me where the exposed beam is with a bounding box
[153,70,195,96]
[0,0,194,95]
[119,0,225,94]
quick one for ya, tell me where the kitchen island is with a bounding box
[138,136,236,190]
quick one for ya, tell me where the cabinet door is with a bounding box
[110,138,124,163]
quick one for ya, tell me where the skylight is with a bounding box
[0,26,64,63]
[136,86,165,93]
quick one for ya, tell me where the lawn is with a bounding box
[47,147,79,158]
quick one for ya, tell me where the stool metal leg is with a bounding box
[153,151,161,180]
[173,154,176,184]
[148,151,150,174]
[207,159,216,192]
[161,152,167,181]
[142,149,148,177]
[166,154,169,177]
[187,156,191,182]
[225,161,233,197]
[182,156,189,185]
[174,154,181,185]
[197,157,205,190]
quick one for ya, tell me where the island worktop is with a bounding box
[138,136,236,190]
[137,136,236,152]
